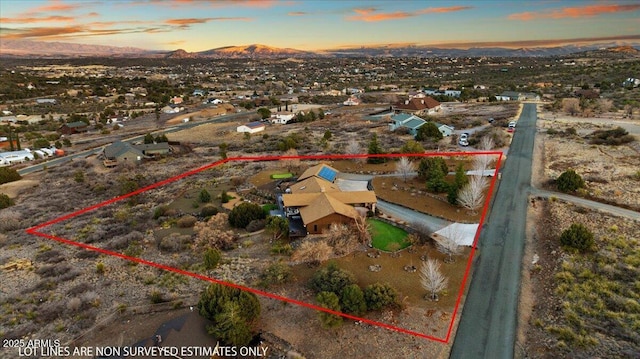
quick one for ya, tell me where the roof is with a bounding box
[394,97,440,111]
[391,113,413,122]
[245,121,265,128]
[104,141,144,159]
[298,163,339,182]
[64,121,88,128]
[133,142,170,152]
[290,176,340,194]
[404,118,426,130]
[298,193,360,224]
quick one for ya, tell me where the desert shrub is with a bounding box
[203,248,221,270]
[557,170,585,193]
[547,128,559,135]
[197,283,261,346]
[58,269,81,282]
[159,233,192,252]
[149,290,167,304]
[290,240,331,264]
[0,217,21,232]
[309,262,355,296]
[245,219,266,232]
[199,189,211,203]
[589,127,634,145]
[194,213,238,250]
[177,215,197,228]
[153,205,169,219]
[316,291,343,328]
[270,241,293,256]
[364,283,399,311]
[35,250,65,264]
[259,262,292,288]
[0,193,15,209]
[36,263,73,278]
[415,122,443,141]
[76,249,99,259]
[0,167,21,185]
[200,204,219,218]
[228,202,266,229]
[560,223,594,251]
[220,191,231,203]
[340,284,367,316]
[36,301,65,323]
[67,282,93,296]
[67,297,83,312]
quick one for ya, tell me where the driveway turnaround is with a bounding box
[450,103,537,359]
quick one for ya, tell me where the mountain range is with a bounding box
[1,39,639,59]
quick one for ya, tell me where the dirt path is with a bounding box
[0,178,40,198]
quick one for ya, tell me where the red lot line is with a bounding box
[26,152,502,343]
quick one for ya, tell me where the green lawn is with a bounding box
[271,173,293,179]
[368,218,411,252]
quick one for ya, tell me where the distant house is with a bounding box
[36,98,57,105]
[270,112,295,124]
[495,91,540,101]
[192,89,205,97]
[393,97,441,115]
[622,77,640,87]
[170,96,183,105]
[162,105,181,114]
[0,149,35,166]
[58,121,88,135]
[389,113,426,136]
[236,121,265,133]
[102,141,144,166]
[281,164,376,235]
[134,142,171,156]
[435,123,454,137]
[343,96,361,106]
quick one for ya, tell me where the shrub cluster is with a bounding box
[560,223,594,251]
[228,202,266,229]
[0,167,21,185]
[556,169,585,193]
[589,127,634,146]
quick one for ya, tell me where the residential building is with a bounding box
[343,96,361,106]
[435,123,455,137]
[281,164,376,235]
[102,141,144,166]
[393,97,441,115]
[270,112,295,125]
[389,113,426,136]
[58,121,89,135]
[495,91,540,101]
[236,121,265,133]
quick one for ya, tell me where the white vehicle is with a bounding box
[508,121,516,132]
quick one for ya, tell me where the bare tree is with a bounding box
[291,240,333,266]
[326,223,358,255]
[193,213,237,250]
[436,226,463,263]
[420,258,448,301]
[596,99,613,114]
[457,175,488,215]
[562,98,581,116]
[345,139,365,164]
[473,136,495,173]
[395,157,416,182]
[353,215,372,244]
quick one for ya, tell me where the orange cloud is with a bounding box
[348,6,472,22]
[147,0,278,8]
[509,4,640,20]
[0,15,75,24]
[22,0,83,15]
[165,17,251,27]
[288,11,307,16]
[2,25,86,39]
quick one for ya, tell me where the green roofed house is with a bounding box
[389,113,426,136]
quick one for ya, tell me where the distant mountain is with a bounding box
[324,43,640,58]
[570,45,640,59]
[2,39,639,59]
[196,44,316,58]
[0,39,153,58]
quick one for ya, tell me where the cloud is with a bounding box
[0,16,75,24]
[22,0,83,16]
[146,0,279,8]
[2,25,86,39]
[287,11,307,16]
[348,6,472,22]
[430,34,640,49]
[165,17,251,28]
[509,4,640,21]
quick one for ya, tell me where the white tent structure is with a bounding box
[432,223,480,247]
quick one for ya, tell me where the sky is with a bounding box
[1,0,639,51]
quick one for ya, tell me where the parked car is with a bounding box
[508,121,516,132]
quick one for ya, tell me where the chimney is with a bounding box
[405,100,409,105]
[421,99,424,104]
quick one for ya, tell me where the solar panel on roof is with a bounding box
[318,166,337,182]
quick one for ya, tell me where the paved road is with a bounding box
[450,103,537,359]
[17,111,250,176]
[530,187,640,221]
[376,200,450,233]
